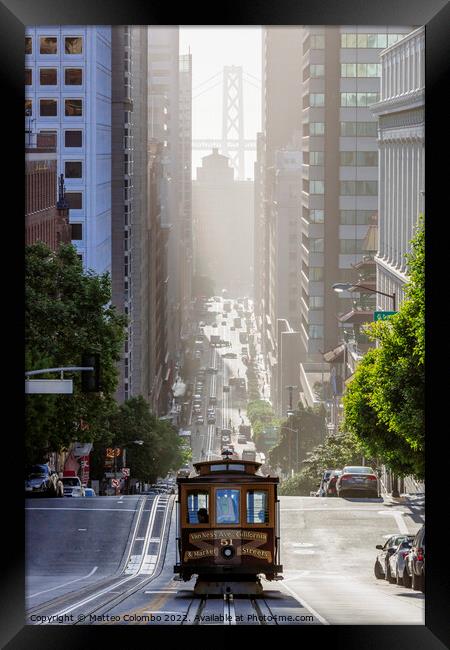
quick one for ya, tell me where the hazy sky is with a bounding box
[180,27,261,180]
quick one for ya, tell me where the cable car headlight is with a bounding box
[221,545,235,560]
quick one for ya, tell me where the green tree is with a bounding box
[25,242,127,464]
[342,215,424,479]
[269,403,327,473]
[108,396,184,483]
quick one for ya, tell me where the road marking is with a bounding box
[78,528,87,531]
[27,566,98,598]
[26,507,137,512]
[144,590,179,594]
[280,582,330,625]
[378,510,409,534]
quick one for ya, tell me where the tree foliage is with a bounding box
[107,396,184,483]
[269,402,327,473]
[342,215,425,479]
[279,429,372,496]
[25,243,127,464]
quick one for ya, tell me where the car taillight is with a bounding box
[417,548,424,561]
[367,475,377,480]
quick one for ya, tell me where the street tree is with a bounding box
[342,215,424,479]
[25,242,127,464]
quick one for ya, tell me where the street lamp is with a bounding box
[281,425,301,477]
[332,283,396,311]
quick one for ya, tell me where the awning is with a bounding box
[323,344,345,363]
[338,310,373,324]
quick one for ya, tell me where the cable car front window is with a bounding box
[187,491,209,524]
[215,489,240,524]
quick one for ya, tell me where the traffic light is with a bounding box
[81,353,101,392]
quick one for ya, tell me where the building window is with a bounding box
[310,237,324,252]
[309,180,325,194]
[309,267,324,281]
[71,223,83,240]
[341,63,381,77]
[340,180,378,196]
[65,99,83,116]
[310,93,325,106]
[25,37,32,54]
[340,122,378,137]
[65,68,83,85]
[309,325,324,339]
[25,99,32,116]
[341,92,379,107]
[340,239,365,254]
[66,192,82,209]
[64,130,83,147]
[310,34,325,49]
[39,99,57,117]
[340,151,378,166]
[310,122,325,136]
[340,210,376,225]
[40,68,57,85]
[310,64,324,77]
[40,37,57,55]
[340,33,405,49]
[309,151,324,166]
[65,161,82,178]
[25,69,32,85]
[65,37,83,54]
[309,209,324,223]
[309,296,324,309]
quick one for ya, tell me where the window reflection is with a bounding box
[216,489,240,524]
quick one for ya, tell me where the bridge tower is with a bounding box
[222,66,245,180]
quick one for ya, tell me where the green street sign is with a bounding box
[374,311,397,321]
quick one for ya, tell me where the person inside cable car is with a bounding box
[197,507,209,523]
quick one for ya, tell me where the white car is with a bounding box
[61,476,85,497]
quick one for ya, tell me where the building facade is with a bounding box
[25,148,71,250]
[371,26,425,310]
[25,26,112,274]
[298,26,413,406]
[193,149,254,297]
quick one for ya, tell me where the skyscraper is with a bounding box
[25,26,112,273]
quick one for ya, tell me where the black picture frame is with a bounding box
[3,0,449,647]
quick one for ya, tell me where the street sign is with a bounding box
[111,478,120,488]
[373,311,397,321]
[25,379,73,394]
[121,468,130,477]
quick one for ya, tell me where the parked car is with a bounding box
[374,534,414,579]
[387,538,413,585]
[84,488,96,497]
[209,396,217,406]
[222,352,237,359]
[25,464,64,497]
[403,524,425,592]
[237,434,248,444]
[325,470,342,497]
[317,469,334,497]
[336,466,379,498]
[195,415,204,425]
[207,414,216,424]
[61,476,85,497]
[212,323,218,328]
[206,367,218,374]
[220,430,232,445]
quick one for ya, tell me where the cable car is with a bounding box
[174,450,283,594]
